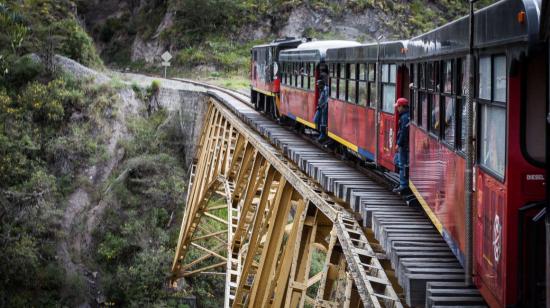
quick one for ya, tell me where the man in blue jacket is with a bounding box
[394,98,410,193]
[316,75,329,142]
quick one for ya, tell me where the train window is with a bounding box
[443,97,455,145]
[382,85,395,113]
[304,62,309,89]
[409,64,415,123]
[280,63,283,84]
[300,62,305,89]
[348,64,358,104]
[358,64,367,106]
[294,63,302,87]
[459,59,468,95]
[429,94,440,135]
[478,55,507,178]
[382,64,389,83]
[369,83,377,108]
[493,56,506,102]
[480,105,506,177]
[368,63,376,81]
[426,62,433,89]
[309,62,315,90]
[459,99,467,151]
[389,64,397,83]
[410,63,415,86]
[289,63,293,86]
[419,92,428,128]
[419,63,425,89]
[381,63,396,113]
[297,63,301,88]
[479,56,491,100]
[290,63,295,87]
[455,59,468,151]
[338,64,346,101]
[413,63,418,87]
[282,63,288,84]
[443,60,453,93]
[433,62,440,91]
[330,64,337,99]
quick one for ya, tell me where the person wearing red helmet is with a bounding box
[393,97,410,193]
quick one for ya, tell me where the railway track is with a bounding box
[170,77,488,307]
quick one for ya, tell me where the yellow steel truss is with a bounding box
[171,99,403,308]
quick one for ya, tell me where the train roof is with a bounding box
[252,38,305,50]
[325,40,408,63]
[407,0,542,59]
[279,40,361,62]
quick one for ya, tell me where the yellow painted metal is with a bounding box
[409,180,444,234]
[171,98,403,308]
[252,87,275,97]
[328,131,359,153]
[296,116,316,129]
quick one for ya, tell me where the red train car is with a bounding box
[278,41,360,128]
[251,38,304,117]
[542,1,550,305]
[406,0,546,306]
[324,42,408,170]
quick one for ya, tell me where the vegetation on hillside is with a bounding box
[0,2,194,306]
[93,109,185,306]
[0,2,108,305]
[78,0,497,79]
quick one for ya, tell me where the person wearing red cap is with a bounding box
[393,97,410,193]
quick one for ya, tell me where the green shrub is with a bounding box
[52,19,102,68]
[97,232,131,263]
[7,54,44,88]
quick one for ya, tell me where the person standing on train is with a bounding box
[393,98,410,193]
[316,73,329,142]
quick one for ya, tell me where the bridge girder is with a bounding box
[172,99,403,308]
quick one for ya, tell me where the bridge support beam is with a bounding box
[171,99,403,308]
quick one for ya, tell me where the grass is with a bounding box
[208,75,250,91]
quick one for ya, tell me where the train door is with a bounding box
[518,49,548,307]
[377,63,397,170]
[377,63,408,171]
[393,64,410,153]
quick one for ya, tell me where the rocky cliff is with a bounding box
[76,0,496,69]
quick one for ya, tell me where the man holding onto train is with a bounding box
[394,98,410,193]
[316,73,329,142]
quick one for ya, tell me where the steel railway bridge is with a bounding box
[169,81,486,308]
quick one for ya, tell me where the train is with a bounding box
[250,0,548,307]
